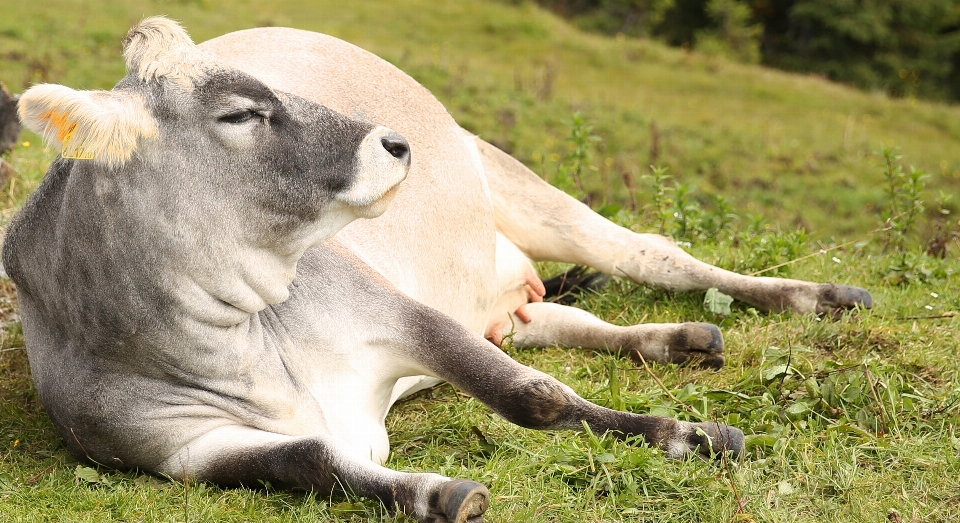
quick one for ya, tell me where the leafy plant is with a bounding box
[697,195,738,240]
[733,218,810,276]
[879,145,929,255]
[553,112,601,204]
[645,164,674,234]
[703,287,733,315]
[668,180,700,240]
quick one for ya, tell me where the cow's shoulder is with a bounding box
[3,157,73,294]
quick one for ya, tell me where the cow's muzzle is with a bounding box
[338,125,411,218]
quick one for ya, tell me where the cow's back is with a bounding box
[200,29,498,334]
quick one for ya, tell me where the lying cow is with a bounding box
[6,17,871,523]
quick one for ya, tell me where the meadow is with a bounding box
[1,0,958,522]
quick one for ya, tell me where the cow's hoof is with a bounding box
[816,284,873,317]
[434,479,489,523]
[687,422,744,460]
[629,323,725,370]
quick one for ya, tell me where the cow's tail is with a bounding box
[542,266,610,305]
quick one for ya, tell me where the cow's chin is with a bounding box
[352,184,401,219]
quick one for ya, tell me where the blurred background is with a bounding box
[1,0,958,253]
[537,0,960,103]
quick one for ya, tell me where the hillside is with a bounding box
[2,0,960,242]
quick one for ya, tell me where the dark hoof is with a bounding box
[436,479,489,523]
[816,284,873,317]
[689,422,744,460]
[630,323,725,370]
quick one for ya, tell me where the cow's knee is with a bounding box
[495,377,579,430]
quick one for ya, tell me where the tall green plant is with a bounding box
[879,146,929,255]
[554,112,601,202]
[645,165,674,235]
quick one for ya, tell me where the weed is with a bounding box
[734,220,810,277]
[668,180,700,241]
[698,195,738,241]
[880,249,957,286]
[879,145,930,255]
[644,165,674,235]
[635,161,810,275]
[552,112,601,204]
[870,147,960,284]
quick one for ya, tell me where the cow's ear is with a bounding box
[18,84,158,167]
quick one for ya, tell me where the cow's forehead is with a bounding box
[123,16,220,89]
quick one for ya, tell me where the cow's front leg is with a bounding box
[162,426,488,523]
[494,301,726,369]
[408,303,743,459]
[475,134,872,315]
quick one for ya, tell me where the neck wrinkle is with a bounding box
[172,245,301,328]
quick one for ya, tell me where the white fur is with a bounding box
[123,16,216,87]
[339,125,409,213]
[18,85,158,167]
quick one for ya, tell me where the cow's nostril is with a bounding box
[381,133,410,163]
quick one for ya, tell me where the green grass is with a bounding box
[2,1,960,522]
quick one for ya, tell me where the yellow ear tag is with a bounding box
[40,110,95,160]
[61,122,95,160]
[61,143,96,160]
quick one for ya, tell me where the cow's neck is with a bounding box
[47,162,347,334]
[170,244,299,327]
[140,179,372,332]
[8,159,355,347]
[138,212,353,330]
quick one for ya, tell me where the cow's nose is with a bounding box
[381,133,410,165]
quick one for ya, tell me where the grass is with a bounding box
[1,0,959,522]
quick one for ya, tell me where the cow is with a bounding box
[5,17,872,523]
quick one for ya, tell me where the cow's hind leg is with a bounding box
[161,426,488,523]
[489,235,724,367]
[475,135,872,315]
[501,301,726,369]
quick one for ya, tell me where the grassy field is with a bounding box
[1,0,959,522]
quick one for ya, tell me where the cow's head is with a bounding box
[15,17,410,315]
[19,16,409,241]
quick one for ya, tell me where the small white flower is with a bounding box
[832,257,842,264]
[925,305,934,310]
[931,292,939,298]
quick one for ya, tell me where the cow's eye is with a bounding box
[219,110,264,124]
